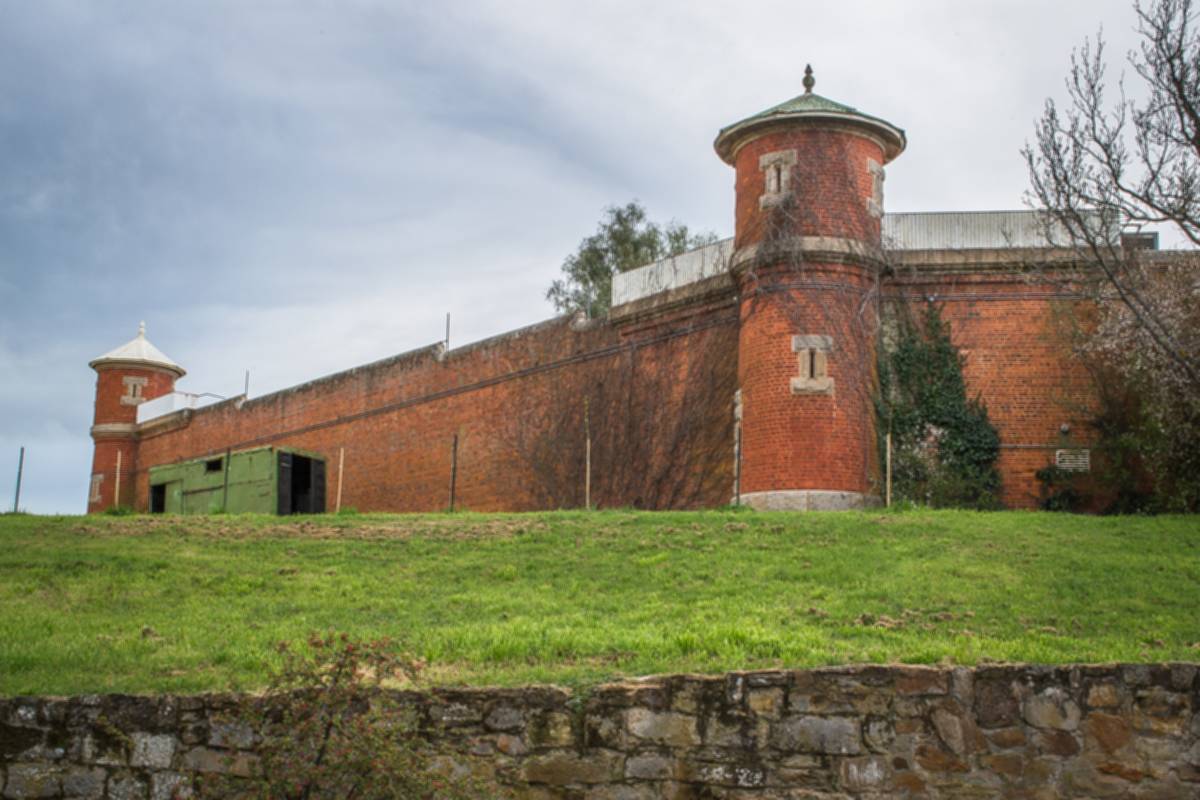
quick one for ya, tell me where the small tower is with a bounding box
[715,67,905,509]
[87,323,185,512]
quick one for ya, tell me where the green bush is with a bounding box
[877,303,1001,509]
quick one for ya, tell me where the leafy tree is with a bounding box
[546,201,717,317]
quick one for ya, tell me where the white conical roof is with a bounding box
[89,322,186,377]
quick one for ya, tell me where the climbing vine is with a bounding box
[876,303,1001,509]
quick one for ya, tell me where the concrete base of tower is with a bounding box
[738,490,880,511]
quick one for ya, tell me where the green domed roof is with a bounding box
[714,66,906,165]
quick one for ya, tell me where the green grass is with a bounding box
[1,509,1197,695]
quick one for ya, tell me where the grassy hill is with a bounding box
[1,509,1197,695]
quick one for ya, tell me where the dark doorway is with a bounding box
[150,484,166,514]
[277,452,326,514]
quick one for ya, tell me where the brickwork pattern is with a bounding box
[127,313,737,513]
[738,263,879,499]
[3,664,1197,798]
[887,273,1098,508]
[733,129,885,248]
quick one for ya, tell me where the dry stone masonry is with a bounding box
[2,664,1198,798]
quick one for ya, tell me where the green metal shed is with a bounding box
[147,446,326,515]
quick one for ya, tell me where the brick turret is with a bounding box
[87,323,184,512]
[716,66,905,510]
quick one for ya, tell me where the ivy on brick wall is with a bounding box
[876,303,1001,509]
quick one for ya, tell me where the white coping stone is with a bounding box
[611,210,1114,307]
[739,490,879,511]
[136,392,222,425]
[611,239,734,307]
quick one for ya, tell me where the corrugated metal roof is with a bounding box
[883,210,1110,250]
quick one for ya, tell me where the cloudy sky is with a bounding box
[1,0,1151,513]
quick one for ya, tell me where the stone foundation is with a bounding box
[2,664,1198,798]
[740,490,879,511]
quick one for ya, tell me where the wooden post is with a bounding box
[114,450,122,511]
[448,434,459,512]
[13,446,24,513]
[885,431,893,508]
[584,397,591,510]
[335,447,345,513]
[734,423,742,507]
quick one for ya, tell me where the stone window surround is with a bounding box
[791,334,834,395]
[121,376,148,406]
[759,149,798,209]
[89,474,103,503]
[867,158,885,218]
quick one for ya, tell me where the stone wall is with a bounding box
[3,664,1197,798]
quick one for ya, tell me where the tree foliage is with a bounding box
[1023,0,1200,391]
[1025,0,1200,511]
[546,201,717,318]
[876,304,1001,509]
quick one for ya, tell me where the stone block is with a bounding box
[1084,712,1131,754]
[521,751,624,785]
[840,755,892,792]
[625,753,672,780]
[528,712,574,748]
[625,709,699,748]
[770,715,861,755]
[979,752,1023,778]
[108,773,148,800]
[180,747,257,778]
[1033,728,1079,757]
[206,721,255,749]
[747,688,783,717]
[2,764,61,799]
[974,680,1019,728]
[130,733,176,769]
[1086,682,1122,708]
[485,706,524,732]
[1060,762,1129,797]
[895,668,949,696]
[914,743,968,773]
[61,767,105,799]
[1022,688,1081,730]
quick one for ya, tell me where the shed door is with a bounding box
[311,459,326,514]
[277,452,292,515]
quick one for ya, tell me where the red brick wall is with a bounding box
[887,272,1097,509]
[125,312,738,513]
[86,438,138,513]
[737,262,879,499]
[88,366,178,512]
[733,128,884,248]
[91,367,177,427]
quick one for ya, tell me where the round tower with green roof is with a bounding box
[715,66,905,510]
